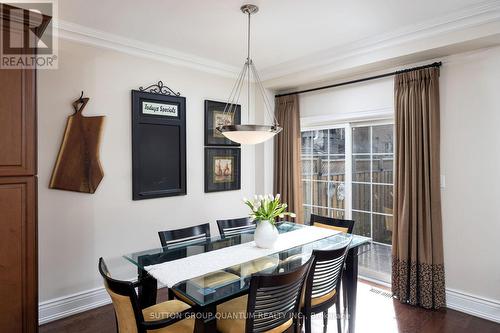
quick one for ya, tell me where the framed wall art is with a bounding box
[131,81,186,200]
[204,147,241,192]
[204,100,241,146]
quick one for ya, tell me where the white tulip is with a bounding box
[290,213,297,218]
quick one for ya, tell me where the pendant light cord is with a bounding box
[247,11,251,123]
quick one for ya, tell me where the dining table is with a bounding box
[104,222,370,333]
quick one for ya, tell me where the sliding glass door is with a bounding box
[301,128,346,223]
[301,122,394,283]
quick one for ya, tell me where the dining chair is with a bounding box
[310,214,355,233]
[310,214,355,315]
[301,242,351,333]
[216,217,256,238]
[216,256,314,333]
[158,223,240,303]
[217,217,280,277]
[158,223,211,249]
[98,257,195,333]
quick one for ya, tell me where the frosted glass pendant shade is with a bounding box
[218,125,282,145]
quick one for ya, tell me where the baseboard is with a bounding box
[39,285,500,325]
[446,288,500,323]
[39,287,111,325]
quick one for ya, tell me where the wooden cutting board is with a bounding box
[49,96,105,193]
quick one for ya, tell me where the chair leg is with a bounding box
[335,300,342,333]
[304,314,312,333]
[323,310,328,328]
[167,288,175,300]
[343,284,348,313]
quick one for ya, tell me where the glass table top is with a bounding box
[104,222,371,306]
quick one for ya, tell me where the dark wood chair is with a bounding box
[217,217,279,277]
[216,217,256,238]
[158,223,211,249]
[310,214,355,315]
[98,257,195,333]
[302,242,351,333]
[216,256,314,333]
[158,224,240,303]
[310,214,355,233]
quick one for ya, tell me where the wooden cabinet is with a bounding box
[0,68,36,176]
[0,177,37,332]
[0,5,50,332]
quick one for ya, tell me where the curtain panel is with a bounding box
[274,95,303,224]
[392,67,445,309]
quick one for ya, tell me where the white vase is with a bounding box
[254,220,279,249]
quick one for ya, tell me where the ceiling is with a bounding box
[56,0,500,87]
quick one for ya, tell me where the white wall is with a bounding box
[38,39,260,302]
[440,47,500,302]
[297,46,500,308]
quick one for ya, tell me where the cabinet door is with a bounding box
[0,68,36,176]
[0,177,37,332]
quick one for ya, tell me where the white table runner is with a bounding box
[144,225,339,287]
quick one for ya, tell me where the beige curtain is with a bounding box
[392,67,445,309]
[274,95,303,224]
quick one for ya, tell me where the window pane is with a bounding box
[372,125,394,153]
[373,214,393,245]
[352,126,370,153]
[301,155,312,180]
[301,131,313,154]
[373,185,393,214]
[328,182,345,209]
[331,209,345,219]
[352,154,371,182]
[312,156,328,181]
[302,181,312,205]
[352,183,370,211]
[352,211,371,237]
[313,130,328,155]
[329,128,345,154]
[312,181,328,208]
[328,156,345,181]
[312,206,329,218]
[372,155,393,184]
[303,206,312,225]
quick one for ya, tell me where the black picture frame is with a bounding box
[131,90,186,200]
[204,147,241,192]
[204,100,241,146]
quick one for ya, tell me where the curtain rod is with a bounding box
[275,61,442,98]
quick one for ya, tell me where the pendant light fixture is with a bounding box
[216,4,282,145]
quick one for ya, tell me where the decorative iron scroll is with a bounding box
[139,81,181,96]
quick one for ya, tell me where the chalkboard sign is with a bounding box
[131,89,186,200]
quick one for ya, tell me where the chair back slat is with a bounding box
[246,256,313,333]
[158,223,211,249]
[310,214,355,234]
[217,217,256,238]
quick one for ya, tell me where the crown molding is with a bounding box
[53,1,500,82]
[54,20,241,78]
[260,0,500,81]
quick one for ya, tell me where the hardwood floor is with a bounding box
[40,281,500,333]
